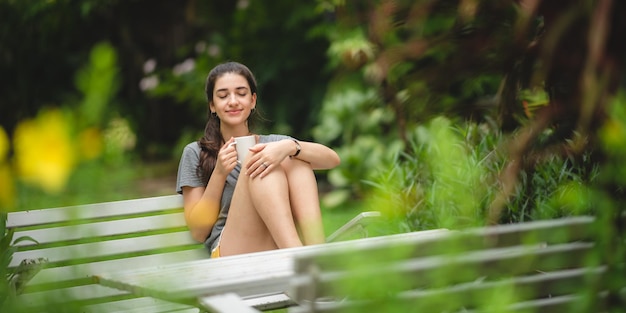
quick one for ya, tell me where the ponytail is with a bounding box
[197,112,222,181]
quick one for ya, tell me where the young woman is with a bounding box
[176,61,340,258]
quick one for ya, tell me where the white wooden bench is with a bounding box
[6,195,381,312]
[285,215,626,313]
[196,215,626,312]
[7,195,204,312]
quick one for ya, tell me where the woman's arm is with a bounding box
[181,172,225,242]
[289,140,340,170]
[183,138,239,242]
[246,139,340,178]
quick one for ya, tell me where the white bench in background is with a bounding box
[6,195,382,312]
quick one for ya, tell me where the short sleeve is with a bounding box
[176,142,205,194]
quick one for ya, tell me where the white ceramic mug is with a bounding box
[231,135,256,163]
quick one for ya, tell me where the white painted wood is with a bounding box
[325,211,382,242]
[28,249,209,285]
[11,231,199,267]
[85,297,201,313]
[12,212,187,247]
[19,285,201,313]
[17,283,128,305]
[7,195,197,312]
[93,229,451,306]
[289,241,596,302]
[7,195,183,227]
[242,293,295,311]
[286,215,619,313]
[8,194,385,312]
[199,293,261,313]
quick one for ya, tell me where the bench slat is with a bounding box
[21,290,200,313]
[96,250,296,302]
[18,284,200,312]
[293,216,596,272]
[26,248,209,287]
[290,241,596,303]
[13,212,187,247]
[287,292,607,313]
[10,231,200,267]
[85,297,200,313]
[16,249,210,311]
[388,267,607,312]
[17,283,130,307]
[7,195,183,227]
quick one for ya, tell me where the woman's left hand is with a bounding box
[245,140,291,178]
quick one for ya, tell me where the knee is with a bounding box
[281,158,318,187]
[280,156,313,173]
[247,161,288,187]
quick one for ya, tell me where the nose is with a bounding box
[227,93,238,105]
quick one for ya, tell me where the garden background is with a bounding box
[1,0,625,311]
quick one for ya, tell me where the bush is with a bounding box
[364,117,601,233]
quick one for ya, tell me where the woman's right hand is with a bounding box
[215,137,238,176]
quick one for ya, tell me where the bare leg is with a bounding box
[282,158,325,245]
[219,163,303,256]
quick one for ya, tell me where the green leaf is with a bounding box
[11,236,39,246]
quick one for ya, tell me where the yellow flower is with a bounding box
[13,109,76,193]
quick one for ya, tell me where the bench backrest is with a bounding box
[289,215,626,313]
[7,195,208,312]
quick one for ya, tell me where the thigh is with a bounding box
[219,174,277,256]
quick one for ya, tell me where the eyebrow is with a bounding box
[215,86,249,93]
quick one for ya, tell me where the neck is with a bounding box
[221,125,251,140]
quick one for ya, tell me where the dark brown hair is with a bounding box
[197,62,259,181]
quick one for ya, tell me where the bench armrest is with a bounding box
[326,211,382,243]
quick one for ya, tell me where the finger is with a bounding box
[245,151,262,170]
[257,162,271,178]
[248,161,263,177]
[248,143,266,153]
[219,150,238,172]
[221,138,236,151]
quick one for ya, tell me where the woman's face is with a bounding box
[210,72,256,126]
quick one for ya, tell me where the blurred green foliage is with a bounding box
[312,0,626,311]
[1,0,625,310]
[1,0,330,159]
[364,117,601,233]
[315,0,625,221]
[3,1,625,219]
[0,42,137,311]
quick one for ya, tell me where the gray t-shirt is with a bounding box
[176,134,292,251]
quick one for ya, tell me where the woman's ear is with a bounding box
[251,93,257,110]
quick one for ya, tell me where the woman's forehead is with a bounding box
[214,73,249,91]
